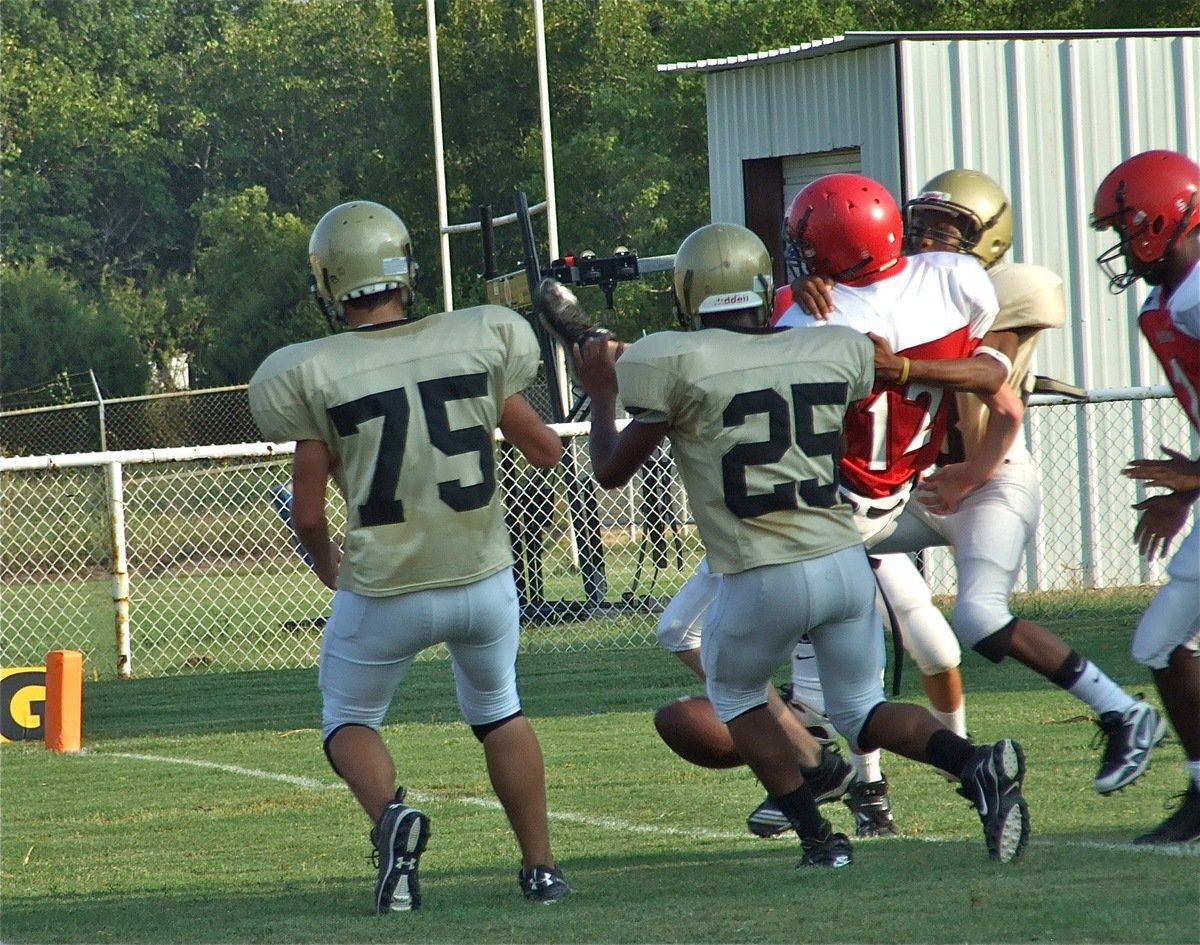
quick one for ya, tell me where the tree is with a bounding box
[191,187,319,385]
[3,0,1194,394]
[0,260,149,398]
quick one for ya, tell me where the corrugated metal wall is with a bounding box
[705,44,900,223]
[698,33,1199,591]
[898,34,1200,393]
[705,34,1200,391]
[896,35,1200,592]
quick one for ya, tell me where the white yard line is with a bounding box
[96,751,1200,857]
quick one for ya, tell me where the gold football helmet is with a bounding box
[672,223,774,330]
[308,201,417,321]
[904,169,1013,268]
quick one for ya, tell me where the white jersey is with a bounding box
[248,305,540,596]
[776,252,998,499]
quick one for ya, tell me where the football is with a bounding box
[653,695,743,769]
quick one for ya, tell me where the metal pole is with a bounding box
[90,369,107,452]
[105,461,132,678]
[426,0,453,312]
[532,0,559,260]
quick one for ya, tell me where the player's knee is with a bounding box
[1130,622,1183,670]
[953,593,1012,648]
[835,700,884,753]
[1131,573,1200,668]
[656,577,711,651]
[895,604,961,675]
[911,644,962,676]
[826,700,877,752]
[322,722,375,777]
[471,710,524,743]
[970,617,1018,664]
[656,611,702,652]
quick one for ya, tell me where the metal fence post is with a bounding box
[105,460,132,678]
[90,370,108,452]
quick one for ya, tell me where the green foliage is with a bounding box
[3,0,1195,395]
[97,270,208,391]
[0,260,149,398]
[193,188,320,385]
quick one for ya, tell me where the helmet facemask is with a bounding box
[1091,150,1200,294]
[903,206,977,257]
[902,170,1012,267]
[1094,185,1198,292]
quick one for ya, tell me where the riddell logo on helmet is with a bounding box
[713,292,757,306]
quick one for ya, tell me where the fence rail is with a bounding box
[1,387,1194,679]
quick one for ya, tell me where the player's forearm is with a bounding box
[294,519,339,589]
[586,390,627,488]
[893,352,1008,394]
[962,383,1024,481]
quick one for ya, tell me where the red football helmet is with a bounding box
[1091,149,1200,293]
[785,173,902,283]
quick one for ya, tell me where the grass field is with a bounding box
[3,612,1198,944]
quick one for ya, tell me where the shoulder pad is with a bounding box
[989,263,1065,332]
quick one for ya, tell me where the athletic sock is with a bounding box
[849,748,882,783]
[930,704,968,739]
[1064,657,1135,716]
[926,728,975,781]
[772,782,827,840]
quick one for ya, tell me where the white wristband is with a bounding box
[974,345,1013,377]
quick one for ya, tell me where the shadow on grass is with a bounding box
[1,837,1192,945]
[82,647,702,741]
[82,616,1153,742]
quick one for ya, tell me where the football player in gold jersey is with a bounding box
[249,200,571,910]
[574,222,1031,866]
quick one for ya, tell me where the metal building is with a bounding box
[659,30,1200,594]
[658,28,1200,392]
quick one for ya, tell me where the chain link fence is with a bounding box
[1,386,258,457]
[2,388,1194,679]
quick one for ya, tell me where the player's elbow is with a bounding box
[987,384,1025,424]
[521,435,565,469]
[973,359,1008,394]
[290,504,326,534]
[593,466,632,489]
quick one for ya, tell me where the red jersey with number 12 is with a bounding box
[775,252,998,499]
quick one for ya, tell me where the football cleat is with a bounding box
[370,788,431,913]
[782,687,838,746]
[746,746,856,837]
[1133,782,1200,845]
[843,777,899,838]
[533,278,613,350]
[746,799,789,838]
[518,863,573,903]
[804,745,856,806]
[959,739,1029,863]
[797,823,853,869]
[1093,696,1167,795]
